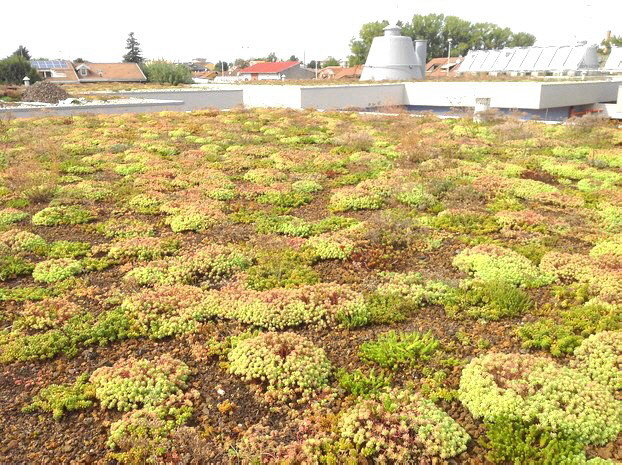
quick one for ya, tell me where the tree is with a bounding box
[349,20,389,66]
[323,56,341,67]
[350,15,536,62]
[123,32,143,63]
[265,52,277,62]
[215,60,229,72]
[288,55,299,61]
[307,60,319,69]
[0,55,41,85]
[601,34,622,54]
[12,46,31,60]
[233,58,250,69]
[74,58,85,63]
[142,61,192,85]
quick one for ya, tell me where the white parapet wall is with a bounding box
[300,84,405,110]
[242,85,302,108]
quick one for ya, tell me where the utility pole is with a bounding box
[447,38,453,77]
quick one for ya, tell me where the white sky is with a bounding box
[1,0,619,63]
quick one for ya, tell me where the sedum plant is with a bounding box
[459,352,622,445]
[336,388,470,460]
[31,205,95,226]
[119,285,205,339]
[359,330,439,369]
[107,237,179,261]
[228,331,332,403]
[198,282,369,330]
[90,354,192,411]
[453,244,554,287]
[32,258,83,283]
[22,373,95,420]
[0,229,47,254]
[572,331,621,391]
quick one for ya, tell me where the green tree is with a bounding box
[233,58,250,68]
[123,32,143,63]
[265,52,278,62]
[348,20,389,66]
[12,46,31,60]
[288,55,299,61]
[0,55,41,85]
[215,60,229,72]
[351,14,536,62]
[601,34,622,54]
[323,56,341,67]
[142,61,192,85]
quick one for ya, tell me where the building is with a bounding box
[457,43,599,75]
[30,60,147,84]
[318,65,363,80]
[426,57,462,77]
[237,61,315,81]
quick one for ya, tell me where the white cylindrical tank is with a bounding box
[360,25,426,81]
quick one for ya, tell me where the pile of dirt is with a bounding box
[21,81,70,104]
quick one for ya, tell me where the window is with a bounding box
[79,67,88,77]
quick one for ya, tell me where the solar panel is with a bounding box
[30,60,68,69]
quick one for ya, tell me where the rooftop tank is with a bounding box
[360,24,427,81]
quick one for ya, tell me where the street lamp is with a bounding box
[447,38,453,76]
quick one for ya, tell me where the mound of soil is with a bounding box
[22,81,70,104]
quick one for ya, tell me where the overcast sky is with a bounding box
[1,0,619,63]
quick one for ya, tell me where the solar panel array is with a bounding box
[30,60,69,70]
[458,44,599,74]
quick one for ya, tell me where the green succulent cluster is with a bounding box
[107,237,179,261]
[292,179,323,193]
[336,388,470,460]
[453,244,554,287]
[115,162,146,176]
[165,208,220,232]
[598,204,622,232]
[198,282,369,330]
[0,208,29,226]
[90,354,192,411]
[572,331,621,390]
[57,181,112,201]
[47,240,91,258]
[15,297,82,330]
[0,229,47,253]
[307,234,355,260]
[328,187,385,212]
[243,168,287,185]
[119,285,205,338]
[32,205,95,226]
[395,186,438,211]
[124,243,250,286]
[127,194,162,214]
[374,272,451,307]
[256,191,312,208]
[359,330,439,369]
[228,331,332,403]
[32,258,83,283]
[518,303,620,356]
[95,218,155,239]
[459,352,622,445]
[590,238,622,259]
[22,373,95,420]
[245,250,319,291]
[444,280,533,320]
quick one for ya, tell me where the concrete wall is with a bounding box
[0,100,184,119]
[110,89,243,110]
[242,85,302,108]
[300,84,405,110]
[404,82,542,109]
[538,81,620,108]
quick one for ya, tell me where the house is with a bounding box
[426,57,462,77]
[318,65,363,80]
[237,61,315,80]
[30,60,147,84]
[73,63,146,82]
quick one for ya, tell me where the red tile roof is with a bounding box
[239,61,300,74]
